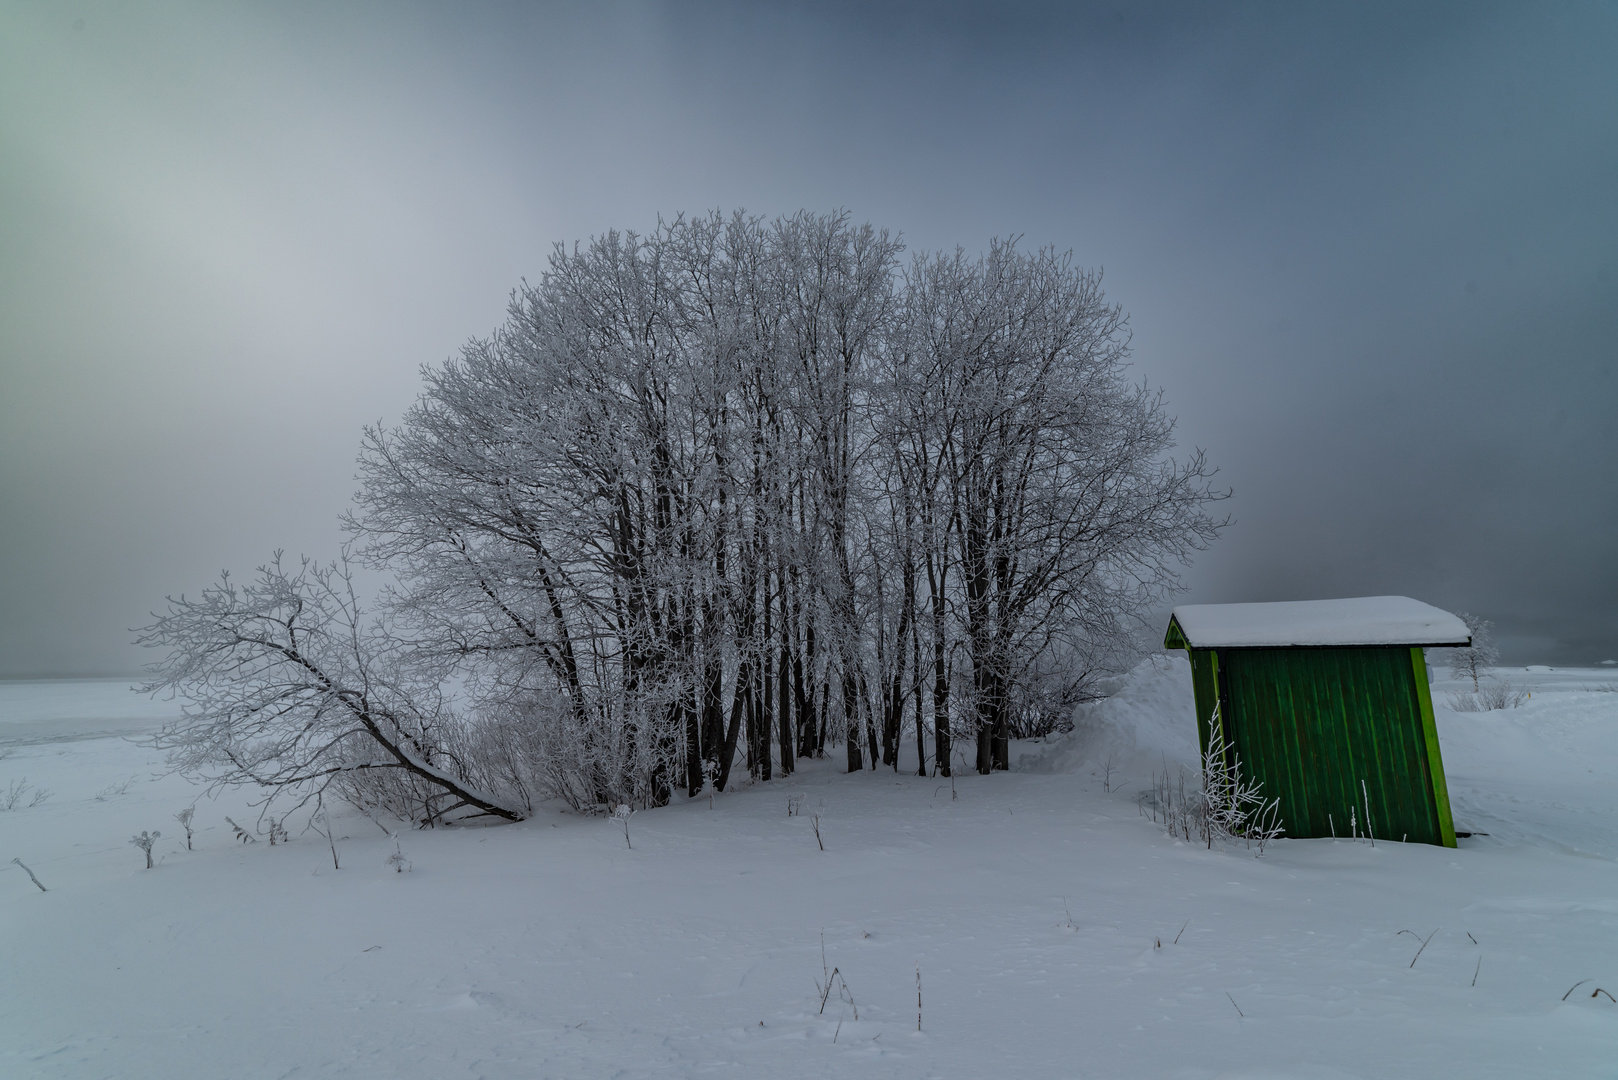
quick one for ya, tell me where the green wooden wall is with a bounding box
[1186,645,1456,847]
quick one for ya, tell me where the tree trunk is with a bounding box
[861,672,880,769]
[843,667,863,772]
[777,576,794,776]
[715,660,751,792]
[759,581,773,782]
[798,612,818,759]
[913,605,927,776]
[926,551,950,777]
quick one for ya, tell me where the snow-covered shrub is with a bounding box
[1201,720,1284,854]
[1144,708,1282,854]
[130,830,160,869]
[1001,634,1140,739]
[1447,678,1528,712]
[2,778,30,811]
[92,776,137,801]
[0,778,51,811]
[174,807,195,850]
[12,779,49,810]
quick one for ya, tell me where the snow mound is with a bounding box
[1020,653,1200,774]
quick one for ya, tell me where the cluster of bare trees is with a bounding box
[140,211,1223,823]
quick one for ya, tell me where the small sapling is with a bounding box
[174,807,195,850]
[93,777,138,801]
[130,830,160,869]
[1,778,34,811]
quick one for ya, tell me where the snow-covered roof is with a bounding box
[1166,596,1470,649]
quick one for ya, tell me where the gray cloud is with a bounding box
[2,0,1614,675]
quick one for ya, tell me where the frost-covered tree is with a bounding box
[885,244,1224,772]
[1445,612,1497,691]
[142,210,1225,819]
[137,554,527,824]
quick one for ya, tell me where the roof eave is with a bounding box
[1171,637,1472,650]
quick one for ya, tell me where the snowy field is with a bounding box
[3,659,1618,1079]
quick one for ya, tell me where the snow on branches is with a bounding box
[141,210,1226,820]
[136,554,526,825]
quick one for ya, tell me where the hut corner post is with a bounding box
[1410,646,1458,848]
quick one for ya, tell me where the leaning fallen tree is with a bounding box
[137,553,527,826]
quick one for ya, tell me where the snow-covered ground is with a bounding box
[3,659,1617,1079]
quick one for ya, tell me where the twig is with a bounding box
[1472,956,1481,987]
[818,966,841,1014]
[1398,928,1438,968]
[1562,979,1591,1001]
[1226,992,1243,1018]
[1594,989,1616,1003]
[313,812,340,870]
[1409,928,1437,968]
[811,813,824,851]
[11,857,46,892]
[916,962,922,1031]
[1174,919,1189,945]
[813,930,858,1020]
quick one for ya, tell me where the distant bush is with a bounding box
[1447,678,1528,712]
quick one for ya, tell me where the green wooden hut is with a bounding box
[1163,596,1469,848]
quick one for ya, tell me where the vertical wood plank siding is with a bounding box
[1189,649,1219,757]
[1206,646,1453,847]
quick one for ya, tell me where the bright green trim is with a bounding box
[1163,616,1189,651]
[1411,647,1457,847]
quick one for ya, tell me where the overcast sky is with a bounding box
[2,1,1614,677]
